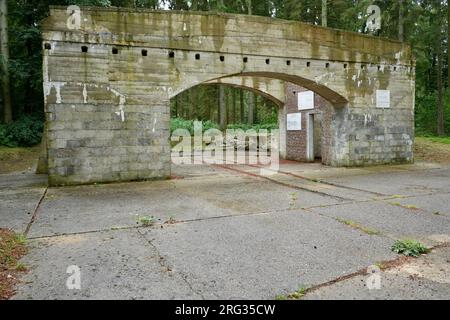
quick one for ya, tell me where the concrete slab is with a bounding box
[395,193,450,218]
[3,162,449,300]
[311,201,450,246]
[28,171,340,238]
[140,210,396,299]
[0,172,47,190]
[303,246,450,300]
[0,188,45,233]
[13,228,200,300]
[321,167,450,197]
[0,173,47,233]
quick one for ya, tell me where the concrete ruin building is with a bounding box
[40,6,415,186]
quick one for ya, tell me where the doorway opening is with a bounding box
[307,113,323,162]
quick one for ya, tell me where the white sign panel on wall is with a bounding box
[376,90,391,108]
[298,91,315,110]
[287,113,302,131]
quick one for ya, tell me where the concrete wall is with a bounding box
[42,7,415,185]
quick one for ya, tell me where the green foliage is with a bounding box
[0,115,44,147]
[170,118,279,135]
[391,239,430,257]
[170,118,220,135]
[227,123,279,132]
[2,0,448,138]
[136,215,157,227]
[415,90,450,136]
[418,136,450,145]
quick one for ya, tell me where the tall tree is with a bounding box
[246,0,252,15]
[191,0,198,11]
[219,85,226,129]
[399,0,404,41]
[247,91,254,125]
[436,3,445,136]
[240,89,244,123]
[0,0,12,123]
[321,0,327,27]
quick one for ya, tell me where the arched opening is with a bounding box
[169,74,342,168]
[170,83,282,127]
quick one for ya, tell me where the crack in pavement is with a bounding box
[24,187,48,236]
[26,189,449,241]
[135,228,206,300]
[286,242,450,299]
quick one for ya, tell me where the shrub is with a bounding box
[170,118,279,135]
[170,117,194,135]
[0,115,44,147]
[227,123,279,132]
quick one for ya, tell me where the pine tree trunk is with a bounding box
[321,0,327,27]
[188,90,193,119]
[436,8,445,136]
[398,0,404,42]
[248,91,254,125]
[437,37,445,136]
[174,95,178,117]
[240,89,244,123]
[225,87,229,125]
[179,93,184,118]
[247,0,252,15]
[219,85,226,130]
[253,93,258,124]
[192,0,198,11]
[232,89,236,124]
[0,0,12,123]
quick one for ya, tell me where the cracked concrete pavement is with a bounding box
[1,161,449,299]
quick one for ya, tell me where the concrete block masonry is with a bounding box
[41,6,415,186]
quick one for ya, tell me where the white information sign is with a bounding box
[287,113,302,131]
[298,91,315,110]
[376,90,391,108]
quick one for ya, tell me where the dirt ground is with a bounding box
[0,145,41,174]
[414,137,450,164]
[0,229,28,300]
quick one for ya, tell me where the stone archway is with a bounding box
[41,7,415,186]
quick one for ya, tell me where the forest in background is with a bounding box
[0,0,448,147]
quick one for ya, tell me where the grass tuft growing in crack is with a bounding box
[276,287,309,300]
[392,239,430,257]
[136,215,157,227]
[335,217,381,235]
[389,202,420,211]
[289,192,298,209]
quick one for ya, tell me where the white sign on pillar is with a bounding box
[287,113,302,131]
[298,91,315,110]
[376,90,391,108]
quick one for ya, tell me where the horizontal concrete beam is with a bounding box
[43,6,413,66]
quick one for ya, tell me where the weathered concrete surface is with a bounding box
[5,161,449,300]
[0,173,47,233]
[303,246,450,300]
[13,229,201,300]
[42,7,415,186]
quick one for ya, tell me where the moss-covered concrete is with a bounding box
[41,7,415,186]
